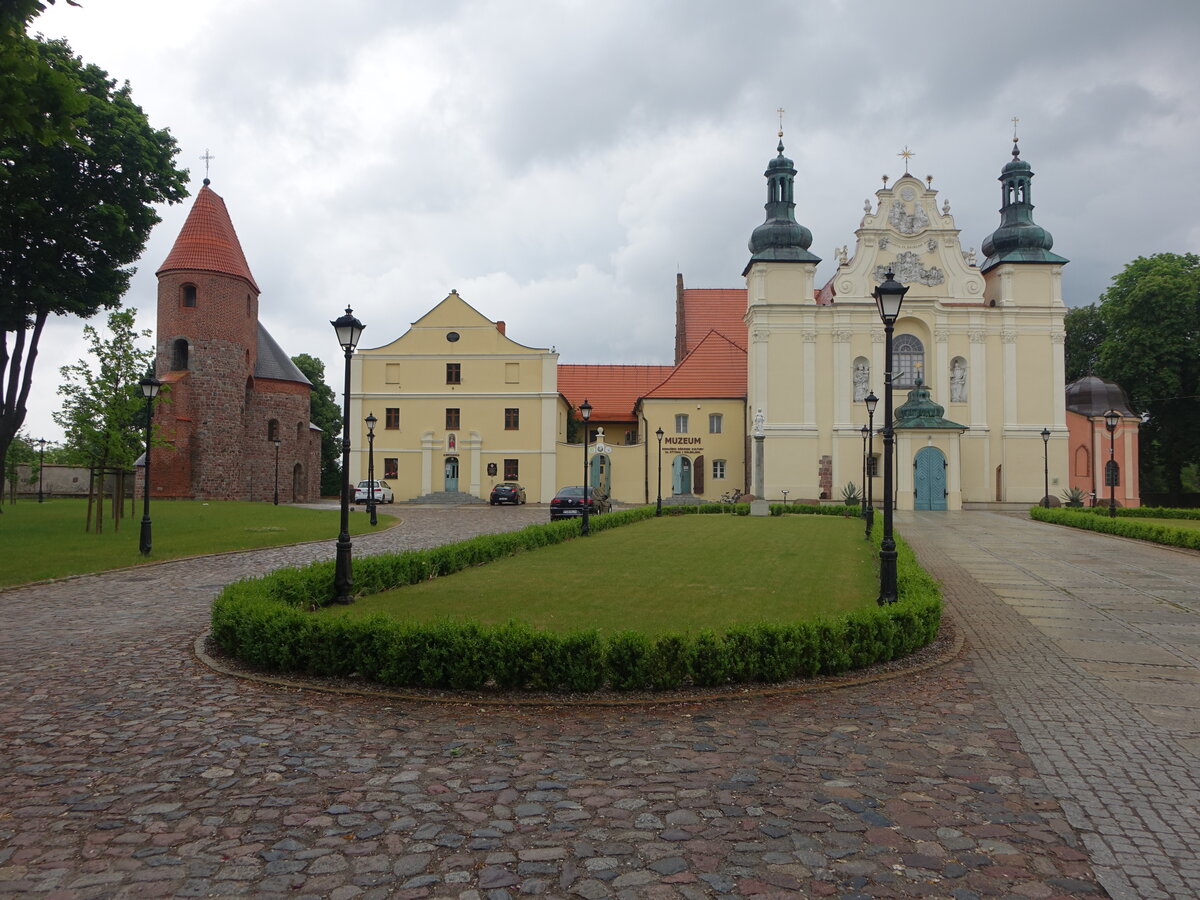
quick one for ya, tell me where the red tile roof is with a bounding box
[558,364,674,421]
[644,330,746,399]
[680,288,747,355]
[156,185,259,291]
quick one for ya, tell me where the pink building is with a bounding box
[1065,376,1140,508]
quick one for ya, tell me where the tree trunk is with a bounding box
[86,468,96,532]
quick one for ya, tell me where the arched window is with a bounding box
[181,284,197,307]
[170,338,189,370]
[1075,445,1090,477]
[892,334,925,388]
[268,418,279,441]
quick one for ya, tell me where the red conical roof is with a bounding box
[156,184,259,291]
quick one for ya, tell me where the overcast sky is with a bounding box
[21,0,1200,444]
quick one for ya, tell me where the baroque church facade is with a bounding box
[348,134,1139,510]
[144,179,322,502]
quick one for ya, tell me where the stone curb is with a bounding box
[192,612,965,708]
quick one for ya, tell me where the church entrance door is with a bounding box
[444,456,459,492]
[914,447,947,510]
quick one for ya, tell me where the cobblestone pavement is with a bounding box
[0,505,1189,898]
[901,512,1200,900]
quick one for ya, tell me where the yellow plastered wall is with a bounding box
[350,292,560,502]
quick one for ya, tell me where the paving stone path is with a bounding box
[0,505,1195,898]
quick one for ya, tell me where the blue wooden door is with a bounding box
[914,447,947,510]
[444,456,459,491]
[672,456,692,495]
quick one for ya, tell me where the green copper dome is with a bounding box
[894,375,966,430]
[746,139,820,267]
[981,141,1068,272]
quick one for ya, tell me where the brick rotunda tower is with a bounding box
[150,179,320,501]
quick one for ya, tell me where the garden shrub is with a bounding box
[605,631,654,691]
[1031,506,1200,551]
[210,507,942,693]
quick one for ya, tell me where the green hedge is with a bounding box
[668,502,862,517]
[211,506,942,693]
[1030,506,1200,550]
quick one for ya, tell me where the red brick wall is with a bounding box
[149,267,317,502]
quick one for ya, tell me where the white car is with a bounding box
[353,480,394,504]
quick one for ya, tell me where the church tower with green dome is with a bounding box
[981,137,1069,308]
[743,129,824,501]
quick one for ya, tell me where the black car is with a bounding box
[490,482,527,505]
[549,485,611,520]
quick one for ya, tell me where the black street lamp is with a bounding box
[1104,409,1120,518]
[864,390,878,539]
[873,272,908,604]
[365,412,378,526]
[138,376,161,556]
[860,425,868,519]
[655,426,664,516]
[1041,427,1051,509]
[331,306,365,603]
[36,437,47,503]
[781,489,789,506]
[580,399,592,536]
[272,437,281,505]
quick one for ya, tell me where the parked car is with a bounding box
[353,480,394,504]
[489,482,527,505]
[549,485,611,520]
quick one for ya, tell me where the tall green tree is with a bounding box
[1063,303,1107,383]
[53,307,156,530]
[291,353,343,496]
[1,1,82,147]
[1093,253,1200,502]
[0,36,188,488]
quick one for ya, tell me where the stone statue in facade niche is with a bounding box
[752,408,765,437]
[853,360,870,401]
[950,359,967,403]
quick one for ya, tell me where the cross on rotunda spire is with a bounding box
[200,148,215,185]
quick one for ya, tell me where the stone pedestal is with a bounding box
[751,434,769,516]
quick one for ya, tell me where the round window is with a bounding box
[446,331,460,343]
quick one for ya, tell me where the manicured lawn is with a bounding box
[1133,517,1200,531]
[326,514,876,635]
[0,499,394,586]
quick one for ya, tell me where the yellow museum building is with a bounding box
[349,135,1080,510]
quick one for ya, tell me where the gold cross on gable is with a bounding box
[777,107,785,138]
[898,146,914,174]
[200,148,215,180]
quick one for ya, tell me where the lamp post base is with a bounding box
[334,535,354,603]
[877,539,897,605]
[139,516,152,557]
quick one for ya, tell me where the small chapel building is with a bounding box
[143,179,322,502]
[347,135,1137,509]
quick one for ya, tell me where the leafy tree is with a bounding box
[1,1,82,147]
[2,430,36,504]
[53,307,156,530]
[291,353,342,496]
[1063,303,1107,383]
[1093,253,1200,503]
[0,37,188,492]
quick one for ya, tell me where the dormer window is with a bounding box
[182,284,197,307]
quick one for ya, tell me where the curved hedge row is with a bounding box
[1030,506,1200,550]
[211,505,942,693]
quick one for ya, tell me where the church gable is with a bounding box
[828,174,986,304]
